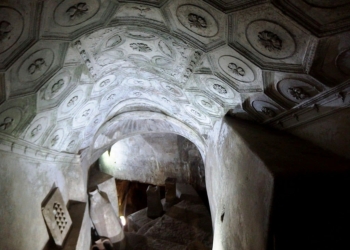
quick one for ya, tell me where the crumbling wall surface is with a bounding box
[205,117,274,250]
[0,150,85,250]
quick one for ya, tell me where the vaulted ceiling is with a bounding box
[0,0,349,160]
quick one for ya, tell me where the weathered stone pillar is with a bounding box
[165,177,177,206]
[146,185,163,218]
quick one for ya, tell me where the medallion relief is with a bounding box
[252,100,281,118]
[201,100,212,108]
[18,49,54,83]
[67,96,79,107]
[51,79,65,95]
[0,21,12,42]
[0,7,24,54]
[258,31,282,52]
[130,43,152,52]
[51,134,60,147]
[246,20,295,59]
[107,94,115,101]
[213,83,227,94]
[336,49,350,76]
[106,34,122,48]
[188,13,207,29]
[287,87,310,100]
[164,84,183,97]
[261,107,276,117]
[25,117,47,142]
[219,56,255,82]
[205,77,235,100]
[66,3,89,20]
[31,124,42,137]
[176,5,218,38]
[54,0,100,27]
[73,101,97,127]
[185,104,211,124]
[0,108,21,133]
[0,117,14,131]
[194,94,223,117]
[67,140,76,151]
[277,78,321,104]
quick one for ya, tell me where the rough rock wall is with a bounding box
[205,117,274,250]
[0,150,85,250]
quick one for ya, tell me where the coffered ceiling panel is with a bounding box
[0,1,40,71]
[0,0,349,157]
[310,31,350,87]
[40,0,118,40]
[263,71,328,109]
[228,3,318,73]
[273,0,350,37]
[6,40,68,98]
[162,0,227,51]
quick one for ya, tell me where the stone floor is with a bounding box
[121,184,213,250]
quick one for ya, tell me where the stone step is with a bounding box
[144,200,213,249]
[137,217,161,235]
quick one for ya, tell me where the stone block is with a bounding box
[146,185,163,218]
[165,177,177,204]
[41,188,72,247]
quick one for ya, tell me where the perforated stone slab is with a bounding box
[41,188,72,246]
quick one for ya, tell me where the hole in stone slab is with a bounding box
[221,212,225,222]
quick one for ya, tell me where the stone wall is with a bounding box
[99,133,205,188]
[205,117,274,250]
[0,150,85,250]
[288,108,350,160]
[206,116,350,249]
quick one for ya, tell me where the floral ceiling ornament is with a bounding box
[51,135,60,147]
[258,30,282,52]
[166,85,179,95]
[67,96,78,107]
[201,100,212,108]
[0,21,12,42]
[31,124,42,137]
[67,140,75,150]
[0,117,14,130]
[82,109,91,117]
[130,43,152,52]
[188,13,207,29]
[99,79,110,87]
[107,94,115,101]
[261,107,276,118]
[227,62,245,76]
[28,58,46,75]
[162,97,170,103]
[213,84,227,94]
[288,87,310,100]
[191,109,202,117]
[66,3,89,20]
[51,79,64,95]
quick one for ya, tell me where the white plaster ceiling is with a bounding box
[0,0,350,159]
